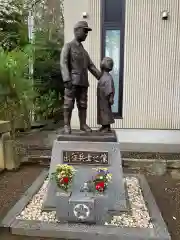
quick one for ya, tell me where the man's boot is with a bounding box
[79,108,92,132]
[64,109,72,134]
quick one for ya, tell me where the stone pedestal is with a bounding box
[0,135,5,170]
[68,192,96,223]
[0,120,20,171]
[43,130,127,225]
[4,139,21,170]
[56,187,109,225]
[2,130,171,240]
[0,121,11,170]
[2,170,171,240]
[57,129,117,142]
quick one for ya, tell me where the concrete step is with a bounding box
[15,129,180,171]
[116,129,180,152]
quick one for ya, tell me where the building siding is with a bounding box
[64,0,180,129]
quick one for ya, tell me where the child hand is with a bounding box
[109,96,114,105]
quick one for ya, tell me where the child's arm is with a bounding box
[105,76,114,105]
[109,93,114,105]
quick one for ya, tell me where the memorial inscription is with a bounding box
[63,151,109,165]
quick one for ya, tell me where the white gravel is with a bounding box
[107,177,153,228]
[16,177,153,228]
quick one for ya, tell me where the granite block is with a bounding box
[55,190,71,222]
[43,141,126,212]
[68,193,95,223]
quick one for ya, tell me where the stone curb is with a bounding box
[0,121,11,134]
[1,170,48,228]
[20,156,180,169]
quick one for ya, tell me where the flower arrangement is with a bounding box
[93,168,112,193]
[52,164,76,192]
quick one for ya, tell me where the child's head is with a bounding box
[100,57,114,72]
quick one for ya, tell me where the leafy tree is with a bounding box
[33,0,64,121]
[0,0,28,50]
[0,0,65,122]
[0,45,35,137]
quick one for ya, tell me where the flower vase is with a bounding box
[95,181,106,194]
[56,186,71,197]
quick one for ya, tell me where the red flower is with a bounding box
[98,181,105,188]
[62,177,69,184]
[95,181,105,192]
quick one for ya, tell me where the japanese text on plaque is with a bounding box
[63,151,109,165]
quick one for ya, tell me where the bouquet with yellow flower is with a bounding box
[52,164,76,192]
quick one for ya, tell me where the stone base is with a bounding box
[43,141,126,212]
[57,129,117,142]
[1,171,171,240]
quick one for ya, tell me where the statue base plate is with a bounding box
[57,129,117,142]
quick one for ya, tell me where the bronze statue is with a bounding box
[97,57,115,133]
[60,21,101,134]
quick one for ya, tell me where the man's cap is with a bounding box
[74,21,92,31]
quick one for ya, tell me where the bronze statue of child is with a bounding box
[97,57,115,133]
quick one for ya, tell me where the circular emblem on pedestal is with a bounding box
[73,204,90,220]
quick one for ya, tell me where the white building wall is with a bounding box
[64,0,180,129]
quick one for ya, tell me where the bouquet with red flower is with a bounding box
[52,164,76,192]
[93,168,112,193]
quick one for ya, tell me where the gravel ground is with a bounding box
[16,176,153,228]
[0,165,180,240]
[0,165,45,221]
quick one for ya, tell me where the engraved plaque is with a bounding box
[63,151,109,165]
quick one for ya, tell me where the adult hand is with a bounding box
[64,81,73,89]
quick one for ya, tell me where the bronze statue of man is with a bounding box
[60,21,101,134]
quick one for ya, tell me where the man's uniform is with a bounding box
[60,24,101,132]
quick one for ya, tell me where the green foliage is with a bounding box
[33,16,64,120]
[33,31,64,120]
[34,89,62,120]
[0,0,28,51]
[0,45,36,137]
[34,32,64,91]
[0,0,65,123]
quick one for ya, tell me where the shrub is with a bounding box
[0,45,36,137]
